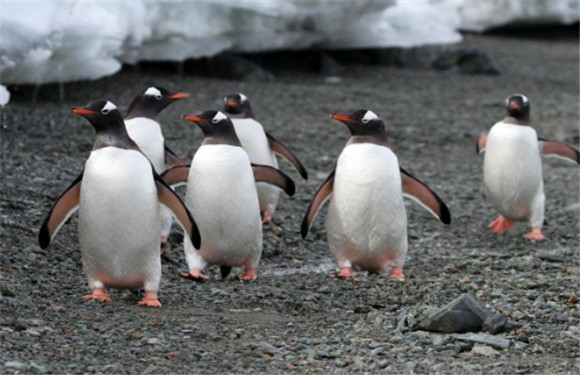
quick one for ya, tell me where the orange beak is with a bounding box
[331,113,356,123]
[182,115,207,123]
[510,103,520,109]
[226,100,238,107]
[72,108,98,116]
[169,92,189,100]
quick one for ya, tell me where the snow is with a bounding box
[0,0,577,87]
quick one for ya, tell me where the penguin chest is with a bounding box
[125,117,166,172]
[483,123,543,219]
[186,145,261,263]
[326,144,407,257]
[79,148,161,284]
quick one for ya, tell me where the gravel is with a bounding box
[1,31,579,374]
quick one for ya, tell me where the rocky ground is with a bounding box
[1,30,579,374]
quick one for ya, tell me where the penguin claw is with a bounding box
[179,270,207,282]
[524,228,545,241]
[330,267,356,279]
[82,288,112,303]
[237,269,257,281]
[488,216,513,234]
[137,291,162,307]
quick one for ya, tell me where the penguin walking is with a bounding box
[125,86,189,243]
[477,94,579,241]
[162,110,295,281]
[39,100,200,307]
[301,110,451,279]
[223,93,308,224]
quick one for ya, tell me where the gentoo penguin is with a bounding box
[477,94,579,241]
[162,110,295,281]
[125,86,189,243]
[223,93,307,224]
[301,110,451,279]
[38,100,200,307]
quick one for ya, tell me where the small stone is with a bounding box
[354,305,371,314]
[30,362,47,374]
[535,249,565,262]
[0,282,15,297]
[370,347,386,356]
[550,314,568,324]
[482,313,508,334]
[569,293,578,304]
[471,344,500,356]
[5,361,27,370]
[316,285,330,294]
[453,333,510,349]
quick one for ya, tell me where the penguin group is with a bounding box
[38,89,579,307]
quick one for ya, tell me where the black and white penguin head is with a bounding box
[183,110,239,140]
[223,92,254,118]
[506,94,530,120]
[125,86,189,120]
[72,100,124,131]
[331,109,386,137]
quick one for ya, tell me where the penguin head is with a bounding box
[183,110,238,139]
[125,86,189,119]
[72,100,124,131]
[506,94,530,120]
[331,109,386,137]
[223,93,254,118]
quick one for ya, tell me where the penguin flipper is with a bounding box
[252,164,296,196]
[400,168,451,224]
[266,132,308,179]
[538,138,580,165]
[476,133,487,154]
[301,170,335,239]
[39,171,83,249]
[164,144,187,167]
[154,173,201,249]
[161,165,190,187]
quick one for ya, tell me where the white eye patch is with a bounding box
[362,110,379,123]
[518,94,529,104]
[212,111,228,123]
[144,87,162,97]
[102,101,117,113]
[239,93,247,103]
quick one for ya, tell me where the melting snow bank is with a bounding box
[0,0,577,85]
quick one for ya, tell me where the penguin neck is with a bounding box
[502,115,531,126]
[225,109,255,119]
[94,126,140,150]
[125,101,161,121]
[347,131,390,147]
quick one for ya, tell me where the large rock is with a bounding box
[414,293,491,333]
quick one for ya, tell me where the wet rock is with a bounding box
[535,249,565,262]
[453,333,510,349]
[432,48,504,75]
[414,294,490,333]
[482,313,508,334]
[5,361,27,370]
[0,281,16,297]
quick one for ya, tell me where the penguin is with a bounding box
[223,93,308,224]
[477,94,579,241]
[162,110,295,281]
[125,86,189,243]
[301,110,451,279]
[38,100,200,307]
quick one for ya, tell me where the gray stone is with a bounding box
[414,293,490,333]
[5,361,27,370]
[453,333,510,349]
[471,344,500,356]
[482,313,508,334]
[535,250,565,262]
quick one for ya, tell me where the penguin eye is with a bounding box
[101,108,110,115]
[361,118,369,124]
[155,94,162,100]
[211,118,219,124]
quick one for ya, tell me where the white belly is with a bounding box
[483,122,543,220]
[79,148,161,288]
[326,144,407,270]
[232,118,280,210]
[125,117,166,172]
[186,145,262,266]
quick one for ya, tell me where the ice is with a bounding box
[0,85,9,107]
[0,1,577,86]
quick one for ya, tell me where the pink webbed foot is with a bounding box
[261,215,272,225]
[237,269,257,281]
[389,266,405,280]
[137,291,161,307]
[488,216,513,234]
[160,236,168,244]
[82,288,112,303]
[180,269,207,282]
[330,267,356,279]
[524,227,545,241]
